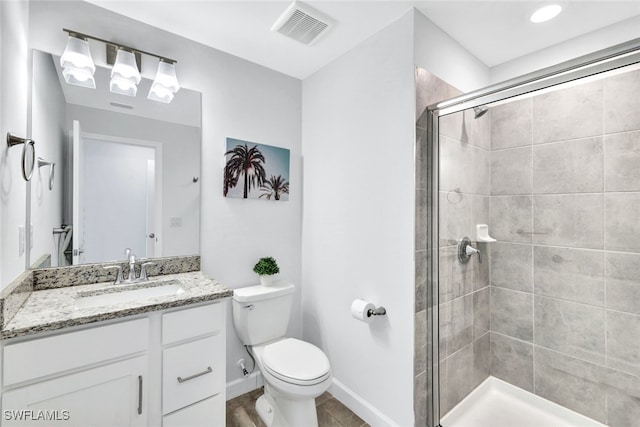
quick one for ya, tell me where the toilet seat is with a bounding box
[262,338,331,386]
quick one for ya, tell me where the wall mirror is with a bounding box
[29,48,201,269]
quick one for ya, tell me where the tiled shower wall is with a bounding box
[415,65,640,427]
[488,66,640,426]
[414,68,491,425]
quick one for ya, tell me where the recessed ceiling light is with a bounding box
[530,4,562,23]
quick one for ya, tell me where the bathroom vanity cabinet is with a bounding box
[0,301,226,426]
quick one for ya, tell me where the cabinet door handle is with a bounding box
[137,375,143,415]
[177,366,213,383]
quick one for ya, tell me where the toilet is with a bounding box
[232,281,331,427]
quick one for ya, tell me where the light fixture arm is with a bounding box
[63,28,177,64]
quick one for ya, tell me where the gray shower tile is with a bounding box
[490,196,533,244]
[534,296,605,364]
[533,194,604,249]
[605,68,640,133]
[446,196,490,290]
[440,135,474,195]
[467,109,491,151]
[416,68,449,127]
[416,250,427,313]
[415,310,428,374]
[416,189,427,250]
[534,346,607,424]
[439,191,474,247]
[491,147,532,195]
[415,126,428,190]
[440,108,491,151]
[472,148,491,196]
[471,196,491,237]
[490,332,534,392]
[607,310,640,377]
[606,251,640,315]
[440,294,473,357]
[439,245,473,303]
[533,246,604,306]
[604,131,640,192]
[414,370,429,427]
[532,80,603,144]
[605,193,640,253]
[440,135,490,196]
[491,98,532,150]
[473,287,490,340]
[532,137,603,194]
[491,287,533,341]
[473,332,490,389]
[443,343,474,414]
[490,242,533,292]
[607,387,640,427]
[472,241,490,291]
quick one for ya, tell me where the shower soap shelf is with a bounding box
[476,224,496,242]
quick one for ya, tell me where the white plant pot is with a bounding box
[259,275,274,286]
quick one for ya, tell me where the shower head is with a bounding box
[473,105,488,119]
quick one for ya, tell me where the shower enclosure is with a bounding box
[416,39,640,427]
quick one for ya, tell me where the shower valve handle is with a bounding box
[458,237,481,264]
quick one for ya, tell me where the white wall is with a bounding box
[0,0,29,288]
[491,16,640,84]
[28,0,302,390]
[64,104,201,259]
[30,50,66,268]
[302,11,416,427]
[414,9,490,93]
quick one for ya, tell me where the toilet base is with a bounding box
[255,385,319,427]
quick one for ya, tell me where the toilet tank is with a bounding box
[232,281,295,345]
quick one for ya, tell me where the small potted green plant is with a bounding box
[253,257,280,286]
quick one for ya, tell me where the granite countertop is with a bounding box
[1,271,233,340]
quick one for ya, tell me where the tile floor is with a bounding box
[226,387,369,427]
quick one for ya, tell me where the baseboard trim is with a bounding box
[226,372,264,400]
[329,378,399,427]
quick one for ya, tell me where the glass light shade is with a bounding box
[62,67,96,89]
[110,76,137,97]
[153,60,180,93]
[147,82,175,103]
[60,36,95,74]
[111,49,141,84]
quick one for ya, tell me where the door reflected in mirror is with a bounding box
[29,49,201,268]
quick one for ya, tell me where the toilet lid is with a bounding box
[262,338,330,385]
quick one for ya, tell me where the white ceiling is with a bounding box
[87,1,640,79]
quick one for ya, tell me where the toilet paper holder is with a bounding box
[367,306,387,317]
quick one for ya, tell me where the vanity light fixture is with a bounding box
[60,34,96,89]
[61,29,179,103]
[530,4,562,23]
[110,48,141,97]
[148,59,180,103]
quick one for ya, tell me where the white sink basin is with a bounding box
[74,282,185,310]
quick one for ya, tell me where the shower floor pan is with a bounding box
[441,376,605,427]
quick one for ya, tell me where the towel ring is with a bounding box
[7,133,36,181]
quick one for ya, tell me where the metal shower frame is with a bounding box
[421,37,640,427]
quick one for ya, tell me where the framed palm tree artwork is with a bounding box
[224,137,290,201]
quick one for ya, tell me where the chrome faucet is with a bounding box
[103,248,156,285]
[125,248,137,281]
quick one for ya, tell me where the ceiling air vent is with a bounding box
[271,1,333,45]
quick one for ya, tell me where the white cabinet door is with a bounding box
[2,356,147,427]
